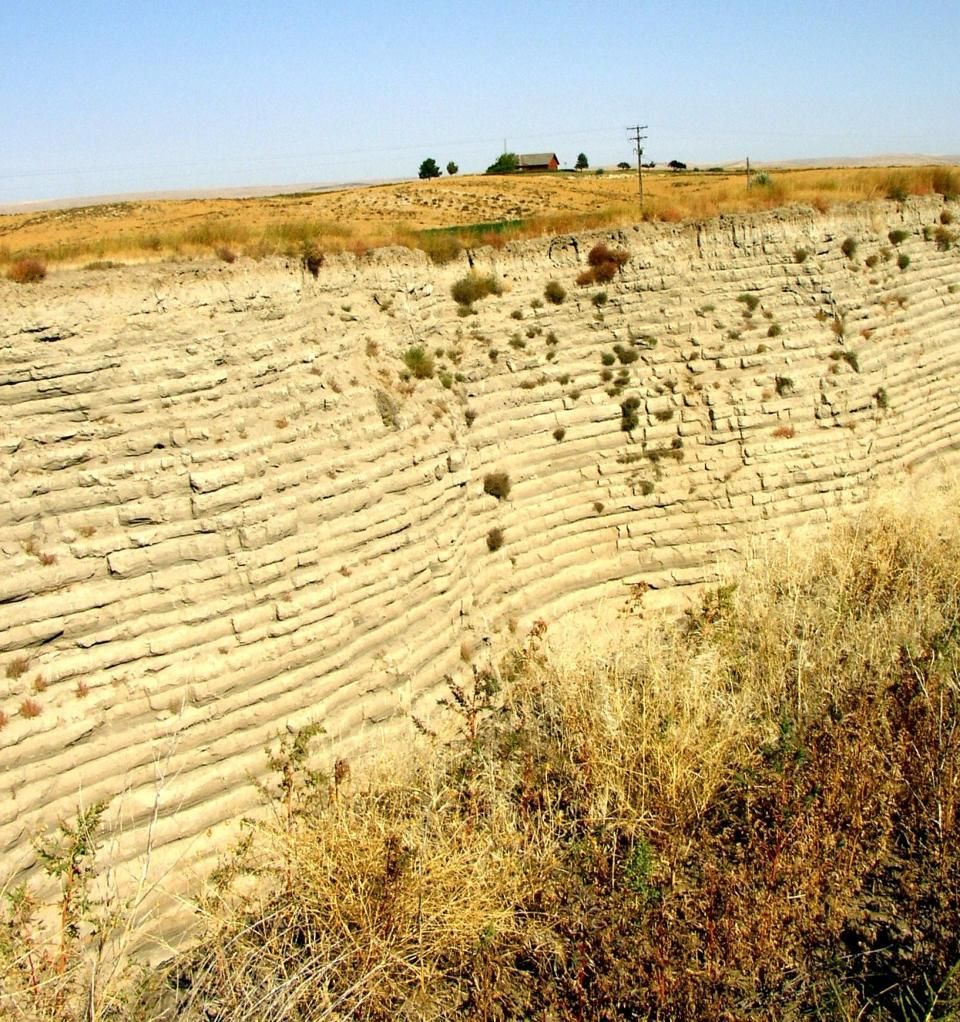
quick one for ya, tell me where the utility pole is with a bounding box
[628,125,648,204]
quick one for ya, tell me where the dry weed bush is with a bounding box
[7,258,46,283]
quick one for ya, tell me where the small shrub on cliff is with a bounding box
[793,247,809,264]
[935,226,957,251]
[841,236,858,259]
[577,243,629,285]
[483,471,511,500]
[301,245,324,277]
[620,396,641,432]
[544,280,566,305]
[898,252,910,271]
[403,345,435,379]
[736,292,760,312]
[451,272,502,306]
[486,527,505,552]
[375,390,401,430]
[7,258,46,284]
[589,242,629,270]
[888,229,909,245]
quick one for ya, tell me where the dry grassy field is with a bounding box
[2,164,958,271]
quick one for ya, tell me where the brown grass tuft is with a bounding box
[7,258,46,283]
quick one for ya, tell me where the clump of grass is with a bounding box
[841,236,858,259]
[888,229,909,245]
[7,258,46,283]
[864,253,879,268]
[403,345,435,379]
[19,698,42,718]
[486,527,504,552]
[451,272,502,306]
[736,292,760,312]
[613,344,638,365]
[897,252,910,271]
[767,323,782,337]
[592,291,608,308]
[6,656,29,680]
[483,471,511,500]
[544,280,566,305]
[830,349,860,373]
[420,233,462,264]
[875,386,890,409]
[934,226,957,251]
[620,396,641,432]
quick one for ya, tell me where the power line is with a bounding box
[627,125,648,204]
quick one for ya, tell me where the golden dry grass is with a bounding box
[1,164,957,270]
[165,480,960,1020]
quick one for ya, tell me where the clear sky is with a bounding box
[3,1,958,204]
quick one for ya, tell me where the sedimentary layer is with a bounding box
[1,199,958,937]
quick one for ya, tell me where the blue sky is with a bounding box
[3,1,958,203]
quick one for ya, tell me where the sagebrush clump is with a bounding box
[483,471,511,500]
[451,272,502,306]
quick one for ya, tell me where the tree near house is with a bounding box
[486,152,519,174]
[576,152,589,171]
[418,158,441,179]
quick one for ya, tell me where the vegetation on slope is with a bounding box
[3,486,960,1019]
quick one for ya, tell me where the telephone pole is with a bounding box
[628,125,648,204]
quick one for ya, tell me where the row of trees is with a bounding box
[418,158,458,179]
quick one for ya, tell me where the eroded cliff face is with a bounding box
[2,199,959,935]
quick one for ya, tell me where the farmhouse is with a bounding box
[518,152,560,172]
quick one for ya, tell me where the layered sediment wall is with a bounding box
[2,199,959,933]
